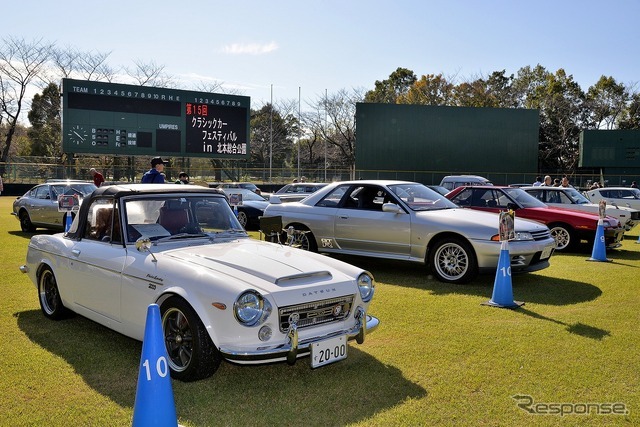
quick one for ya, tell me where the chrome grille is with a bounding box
[531,229,552,241]
[279,295,354,333]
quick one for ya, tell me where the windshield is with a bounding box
[53,183,97,197]
[502,188,548,208]
[564,188,591,204]
[389,183,458,211]
[122,195,245,243]
[223,189,265,201]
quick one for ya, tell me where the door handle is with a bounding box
[72,249,81,257]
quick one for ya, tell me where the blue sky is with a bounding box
[3,0,639,108]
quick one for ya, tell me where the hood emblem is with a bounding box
[288,313,300,326]
[332,305,342,316]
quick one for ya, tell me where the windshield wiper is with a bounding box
[156,233,208,242]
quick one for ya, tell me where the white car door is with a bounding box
[66,200,126,322]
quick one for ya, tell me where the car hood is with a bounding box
[416,208,549,234]
[239,200,269,209]
[161,238,357,303]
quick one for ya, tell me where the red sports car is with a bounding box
[446,186,624,251]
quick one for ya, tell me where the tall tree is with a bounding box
[364,67,417,103]
[453,71,517,108]
[307,88,364,178]
[0,37,54,172]
[521,68,587,172]
[249,102,296,170]
[397,73,454,105]
[586,76,629,130]
[28,83,61,157]
[618,92,640,129]
[126,60,174,87]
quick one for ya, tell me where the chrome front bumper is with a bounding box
[220,309,380,365]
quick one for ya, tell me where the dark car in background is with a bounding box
[12,180,97,232]
[218,187,269,230]
[446,185,624,251]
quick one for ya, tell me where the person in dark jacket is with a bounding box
[141,157,167,183]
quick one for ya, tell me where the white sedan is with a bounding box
[584,187,640,211]
[19,184,378,381]
[522,186,639,231]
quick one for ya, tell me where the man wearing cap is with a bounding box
[141,157,167,183]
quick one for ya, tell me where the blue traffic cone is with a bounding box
[132,304,178,427]
[64,213,73,232]
[483,241,524,308]
[587,219,611,262]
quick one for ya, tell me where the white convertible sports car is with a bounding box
[20,184,378,381]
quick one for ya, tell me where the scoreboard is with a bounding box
[62,78,250,159]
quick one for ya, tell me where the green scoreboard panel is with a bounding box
[62,78,250,158]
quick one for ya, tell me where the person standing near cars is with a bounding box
[89,168,105,187]
[141,157,167,183]
[175,172,189,184]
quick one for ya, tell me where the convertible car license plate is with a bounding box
[541,246,553,260]
[311,335,347,368]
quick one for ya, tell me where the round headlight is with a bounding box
[357,272,375,302]
[234,291,271,326]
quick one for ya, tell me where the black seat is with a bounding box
[259,216,282,242]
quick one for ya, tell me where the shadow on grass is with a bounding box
[16,309,425,426]
[516,308,611,340]
[330,255,602,306]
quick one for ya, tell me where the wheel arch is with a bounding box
[425,231,477,265]
[155,289,221,345]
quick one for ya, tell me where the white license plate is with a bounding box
[310,335,348,368]
[541,246,553,260]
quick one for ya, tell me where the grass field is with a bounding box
[1,195,638,426]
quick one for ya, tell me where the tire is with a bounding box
[236,210,248,228]
[160,297,222,382]
[285,224,317,252]
[428,237,478,284]
[20,211,36,232]
[38,266,70,320]
[549,223,574,251]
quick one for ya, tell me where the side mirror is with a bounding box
[382,203,403,214]
[269,195,282,204]
[135,237,157,262]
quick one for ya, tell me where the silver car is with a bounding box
[264,180,556,284]
[269,183,327,203]
[12,180,97,232]
[523,186,639,231]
